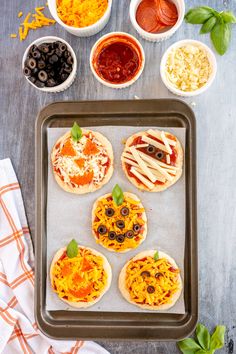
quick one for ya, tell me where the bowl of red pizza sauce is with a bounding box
[90,32,145,88]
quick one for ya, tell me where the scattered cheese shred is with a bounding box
[12,6,55,41]
[10,34,17,38]
[57,0,108,28]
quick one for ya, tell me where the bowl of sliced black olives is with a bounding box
[22,36,77,92]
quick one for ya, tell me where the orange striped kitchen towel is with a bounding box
[0,158,109,354]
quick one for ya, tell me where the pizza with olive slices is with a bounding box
[92,192,147,253]
[119,250,182,310]
[121,129,183,192]
[50,245,112,308]
[51,127,114,194]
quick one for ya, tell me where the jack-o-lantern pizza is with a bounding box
[119,250,182,310]
[121,129,183,192]
[50,240,112,308]
[51,122,114,194]
[92,184,147,253]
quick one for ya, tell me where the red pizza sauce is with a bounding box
[92,34,144,84]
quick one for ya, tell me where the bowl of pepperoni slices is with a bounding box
[130,0,185,42]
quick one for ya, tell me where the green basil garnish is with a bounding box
[66,239,78,258]
[71,122,82,142]
[153,251,159,261]
[112,184,124,206]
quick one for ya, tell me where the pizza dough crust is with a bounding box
[121,130,183,192]
[119,250,182,310]
[51,129,114,194]
[50,246,112,308]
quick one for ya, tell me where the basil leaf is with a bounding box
[178,338,202,353]
[196,323,211,350]
[66,239,78,258]
[196,350,209,354]
[200,16,217,34]
[210,325,226,350]
[221,11,236,24]
[112,184,124,206]
[71,122,82,142]
[154,251,159,261]
[210,22,231,55]
[185,7,214,24]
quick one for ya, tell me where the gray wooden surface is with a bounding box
[0,0,236,353]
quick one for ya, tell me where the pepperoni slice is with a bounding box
[61,264,72,277]
[60,140,76,157]
[156,0,178,26]
[70,171,94,186]
[69,284,93,298]
[83,139,99,155]
[136,0,159,33]
[73,273,84,283]
[74,158,85,168]
[81,257,93,272]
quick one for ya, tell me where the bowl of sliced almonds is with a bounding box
[160,39,217,97]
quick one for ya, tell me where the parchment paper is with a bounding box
[46,126,186,313]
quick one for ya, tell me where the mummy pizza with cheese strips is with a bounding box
[50,240,112,308]
[121,129,183,192]
[51,123,114,194]
[92,185,147,253]
[119,250,182,310]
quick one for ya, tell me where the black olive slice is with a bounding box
[23,67,31,76]
[155,151,164,160]
[37,60,46,69]
[67,56,73,65]
[28,76,36,84]
[29,44,37,54]
[125,230,134,239]
[46,78,57,87]
[155,272,162,279]
[120,207,129,216]
[133,224,141,233]
[105,208,115,217]
[34,80,45,88]
[49,54,59,64]
[116,220,125,229]
[147,285,155,294]
[27,58,37,70]
[32,50,41,59]
[116,234,125,243]
[97,225,107,235]
[141,271,150,278]
[61,73,69,81]
[38,44,49,53]
[38,70,48,82]
[108,231,116,240]
[59,42,67,52]
[146,145,156,154]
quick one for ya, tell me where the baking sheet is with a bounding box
[46,126,186,314]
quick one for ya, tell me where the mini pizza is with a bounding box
[92,185,147,253]
[51,123,114,194]
[50,243,112,308]
[119,250,182,310]
[121,129,183,192]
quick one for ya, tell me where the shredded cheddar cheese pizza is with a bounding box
[119,251,182,310]
[51,247,111,306]
[92,192,147,252]
[51,128,113,194]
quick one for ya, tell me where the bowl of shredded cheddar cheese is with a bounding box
[160,39,217,97]
[48,0,112,37]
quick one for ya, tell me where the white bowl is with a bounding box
[22,36,77,93]
[160,39,217,97]
[129,0,185,42]
[90,32,145,89]
[48,0,112,37]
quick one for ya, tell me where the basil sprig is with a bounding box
[177,323,226,353]
[112,184,124,206]
[185,6,236,55]
[71,122,82,142]
[66,239,78,258]
[153,251,159,261]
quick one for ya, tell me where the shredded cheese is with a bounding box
[57,0,108,28]
[51,248,107,303]
[125,256,180,307]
